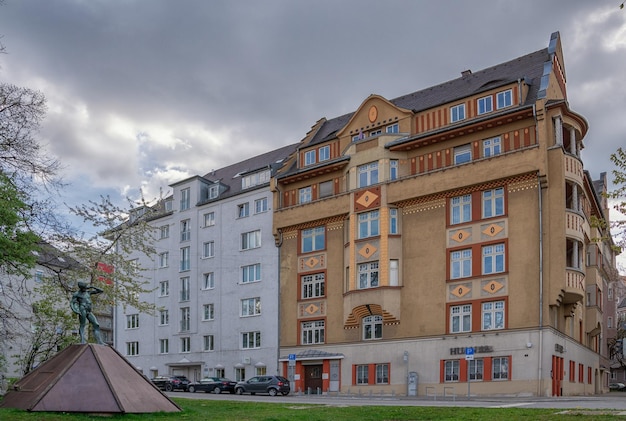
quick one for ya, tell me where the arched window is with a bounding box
[363,315,383,340]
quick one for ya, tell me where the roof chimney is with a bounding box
[461,69,472,77]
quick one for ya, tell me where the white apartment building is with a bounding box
[114,144,296,382]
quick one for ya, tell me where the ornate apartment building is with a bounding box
[114,144,296,382]
[272,32,619,397]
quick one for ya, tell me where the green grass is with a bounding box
[0,397,622,420]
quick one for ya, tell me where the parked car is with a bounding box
[610,382,626,391]
[151,375,190,392]
[187,377,237,394]
[235,375,290,396]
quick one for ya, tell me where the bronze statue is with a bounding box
[71,281,105,344]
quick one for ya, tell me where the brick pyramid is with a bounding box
[0,343,181,413]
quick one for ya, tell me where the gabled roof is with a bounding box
[0,344,180,413]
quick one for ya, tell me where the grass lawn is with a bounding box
[0,397,622,420]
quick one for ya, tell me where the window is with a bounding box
[445,360,460,382]
[181,337,190,353]
[376,364,389,384]
[180,188,190,211]
[319,145,330,161]
[482,187,504,218]
[496,89,512,109]
[451,249,472,279]
[160,225,169,239]
[254,197,268,214]
[180,307,190,331]
[299,186,312,204]
[165,199,173,211]
[358,162,379,187]
[203,303,215,321]
[469,359,484,381]
[241,230,261,250]
[358,261,379,289]
[389,259,399,286]
[356,365,369,385]
[180,277,190,301]
[203,241,215,258]
[235,368,246,381]
[203,272,215,289]
[454,144,472,164]
[159,280,169,297]
[492,357,509,380]
[450,304,471,333]
[180,247,191,272]
[241,297,261,317]
[242,331,261,349]
[256,366,267,376]
[319,180,333,198]
[451,194,471,225]
[158,252,169,268]
[363,315,383,340]
[358,210,380,239]
[302,273,325,299]
[386,123,399,134]
[180,219,191,242]
[483,136,501,158]
[370,129,382,137]
[204,212,215,227]
[126,341,139,356]
[301,320,325,344]
[450,104,466,122]
[242,263,261,283]
[482,300,505,330]
[126,314,139,329]
[477,96,493,115]
[159,309,169,326]
[390,160,398,181]
[203,335,214,351]
[609,316,613,328]
[208,185,219,199]
[304,150,316,165]
[482,243,505,274]
[301,226,325,253]
[215,368,225,378]
[389,208,398,234]
[241,169,271,189]
[159,339,169,354]
[238,202,249,218]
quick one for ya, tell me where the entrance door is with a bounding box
[304,365,323,394]
[551,356,563,396]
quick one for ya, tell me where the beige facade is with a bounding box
[272,32,618,397]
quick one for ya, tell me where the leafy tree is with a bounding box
[606,147,626,256]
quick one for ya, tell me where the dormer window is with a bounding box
[386,123,399,134]
[497,89,512,109]
[209,185,219,199]
[319,145,330,162]
[450,104,465,123]
[241,169,271,189]
[304,150,316,166]
[477,96,493,115]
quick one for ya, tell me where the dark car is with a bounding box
[235,375,290,396]
[187,377,237,394]
[151,375,190,392]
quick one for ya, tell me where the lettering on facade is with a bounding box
[449,345,493,355]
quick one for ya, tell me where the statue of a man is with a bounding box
[71,281,105,344]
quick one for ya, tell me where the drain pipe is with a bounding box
[537,173,544,396]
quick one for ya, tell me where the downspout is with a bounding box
[537,172,544,397]
[275,228,283,375]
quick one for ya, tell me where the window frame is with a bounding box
[301,226,325,253]
[180,307,191,332]
[180,277,190,302]
[482,187,505,218]
[304,149,316,166]
[492,356,509,380]
[376,364,390,384]
[181,336,191,353]
[241,230,261,250]
[159,338,169,354]
[483,136,502,158]
[254,197,268,214]
[238,202,250,218]
[204,212,215,227]
[180,188,190,211]
[299,186,312,204]
[356,365,369,385]
[482,243,505,275]
[202,303,215,321]
[386,123,399,134]
[482,300,505,331]
[301,320,325,345]
[450,103,466,122]
[450,194,472,225]
[363,315,383,340]
[444,360,460,382]
[450,248,472,279]
[180,246,190,272]
[126,341,139,356]
[160,225,170,239]
[180,219,191,242]
[358,162,379,188]
[469,359,484,381]
[477,96,493,115]
[203,335,215,351]
[358,261,379,289]
[202,241,215,259]
[358,210,380,239]
[496,89,512,109]
[301,273,325,299]
[241,297,261,317]
[319,145,330,162]
[450,303,472,333]
[126,314,139,329]
[454,144,472,165]
[242,263,262,284]
[159,252,169,268]
[241,331,261,349]
[159,280,169,297]
[159,309,169,326]
[203,272,215,290]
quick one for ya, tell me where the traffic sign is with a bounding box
[465,347,474,360]
[288,353,296,366]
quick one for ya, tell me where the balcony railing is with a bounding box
[563,268,585,304]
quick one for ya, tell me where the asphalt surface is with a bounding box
[168,390,626,411]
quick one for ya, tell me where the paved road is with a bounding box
[168,390,626,411]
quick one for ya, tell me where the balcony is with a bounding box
[562,268,585,304]
[565,210,587,242]
[564,155,584,186]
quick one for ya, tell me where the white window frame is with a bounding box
[180,307,190,332]
[181,337,191,353]
[390,159,398,180]
[496,89,512,109]
[358,210,380,239]
[159,338,169,354]
[203,272,215,290]
[477,96,493,115]
[450,194,471,225]
[482,300,505,331]
[454,143,472,164]
[299,186,312,204]
[180,277,190,302]
[358,261,379,289]
[160,225,169,239]
[204,212,215,227]
[386,123,399,134]
[202,241,215,259]
[445,360,460,382]
[376,364,389,384]
[126,314,139,329]
[242,263,261,284]
[254,197,268,214]
[482,187,504,218]
[238,202,250,218]
[208,184,219,199]
[159,252,169,268]
[389,208,398,234]
[203,303,215,321]
[469,359,484,381]
[241,331,261,349]
[319,145,330,161]
[180,219,191,242]
[450,304,472,333]
[482,243,505,274]
[492,356,509,380]
[450,103,466,122]
[241,297,261,317]
[356,365,369,385]
[301,320,325,345]
[203,335,214,351]
[241,230,261,250]
[483,136,501,158]
[301,273,325,299]
[304,149,316,165]
[159,309,169,326]
[159,280,169,297]
[301,226,325,253]
[126,341,139,356]
[451,249,472,279]
[363,315,383,340]
[180,187,190,211]
[358,162,379,188]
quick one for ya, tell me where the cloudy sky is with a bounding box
[1,1,625,239]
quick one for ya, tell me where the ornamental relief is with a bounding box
[298,253,327,273]
[446,218,507,247]
[447,277,508,301]
[298,300,326,318]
